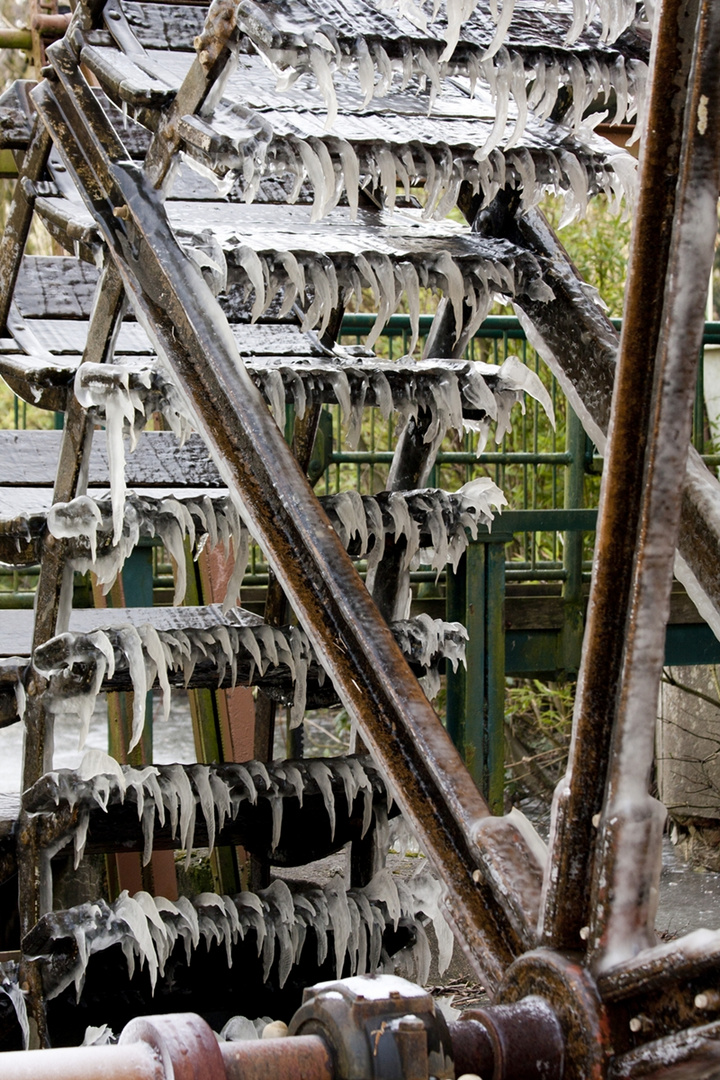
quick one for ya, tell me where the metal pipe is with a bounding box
[220,1036,333,1080]
[588,0,720,971]
[0,1041,163,1080]
[0,29,32,49]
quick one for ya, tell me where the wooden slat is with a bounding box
[0,430,225,489]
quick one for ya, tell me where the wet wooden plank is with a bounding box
[14,258,99,319]
[0,430,225,489]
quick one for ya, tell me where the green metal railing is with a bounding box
[4,314,720,606]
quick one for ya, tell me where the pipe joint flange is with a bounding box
[493,948,610,1080]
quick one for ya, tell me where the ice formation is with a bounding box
[47,478,504,617]
[26,860,454,1000]
[62,347,555,584]
[73,362,193,546]
[236,1,646,145]
[32,613,466,751]
[221,237,557,343]
[203,117,638,223]
[0,966,29,1051]
[246,350,555,458]
[49,490,250,609]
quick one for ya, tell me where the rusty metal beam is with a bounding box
[587,0,720,971]
[540,0,715,952]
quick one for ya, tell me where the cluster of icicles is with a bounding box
[218,242,555,347]
[26,751,380,869]
[31,614,467,750]
[28,866,452,1001]
[49,488,249,610]
[48,477,506,609]
[73,349,553,463]
[73,361,192,548]
[244,355,556,451]
[237,0,644,134]
[373,0,641,59]
[226,129,637,227]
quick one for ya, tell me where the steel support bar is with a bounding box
[587,0,720,972]
[540,0,713,951]
[33,43,543,986]
[508,212,720,646]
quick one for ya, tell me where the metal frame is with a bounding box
[0,0,719,1072]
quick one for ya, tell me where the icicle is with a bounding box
[79,747,126,792]
[506,52,528,147]
[139,624,172,725]
[611,55,629,126]
[560,0,584,43]
[288,626,308,728]
[477,48,511,160]
[307,761,336,841]
[236,246,266,321]
[480,0,516,63]
[115,892,159,991]
[376,146,398,214]
[48,497,103,564]
[165,763,197,858]
[324,879,351,978]
[363,869,401,931]
[308,45,338,131]
[189,764,216,853]
[347,759,373,838]
[235,891,266,952]
[334,138,359,221]
[1,981,29,1050]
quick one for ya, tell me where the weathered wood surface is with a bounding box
[168,199,549,274]
[0,430,225,488]
[83,42,615,172]
[2,315,324,365]
[14,257,100,318]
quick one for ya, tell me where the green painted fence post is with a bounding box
[561,407,586,674]
[446,532,507,813]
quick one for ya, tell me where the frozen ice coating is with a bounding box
[235,0,646,145]
[19,609,464,738]
[24,755,386,867]
[26,863,451,997]
[72,361,194,548]
[0,974,29,1051]
[47,490,251,606]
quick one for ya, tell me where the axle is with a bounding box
[1,975,566,1080]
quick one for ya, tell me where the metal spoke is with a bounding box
[539,0,712,952]
[587,0,720,970]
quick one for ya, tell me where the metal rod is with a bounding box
[0,1042,163,1080]
[539,0,708,951]
[588,0,720,971]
